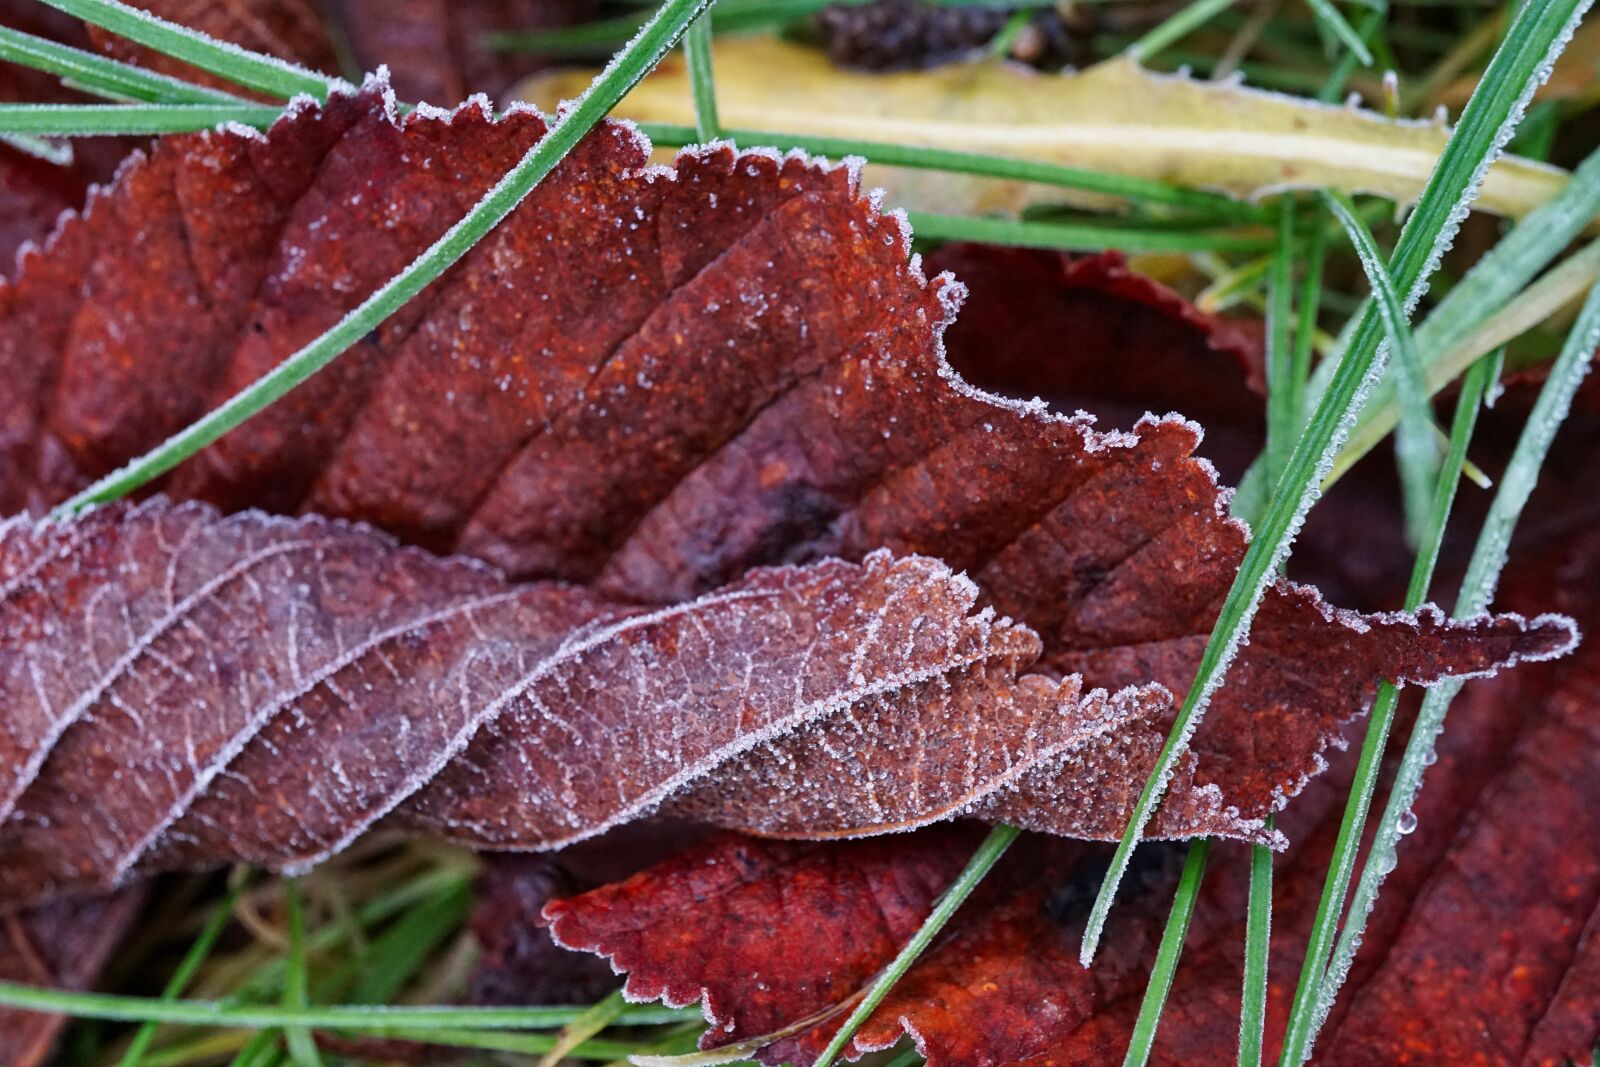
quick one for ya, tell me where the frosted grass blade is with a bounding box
[1302,281,1600,1064]
[1276,349,1500,1066]
[1080,0,1594,968]
[39,0,342,101]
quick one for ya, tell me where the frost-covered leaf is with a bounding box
[0,499,1243,904]
[518,37,1569,220]
[0,86,1575,903]
[543,523,1600,1067]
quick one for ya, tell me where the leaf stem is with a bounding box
[811,824,1021,1067]
[1079,0,1592,969]
[51,0,717,517]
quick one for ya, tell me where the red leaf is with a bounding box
[0,887,146,1067]
[545,527,1600,1066]
[2,87,1567,858]
[0,82,1585,1066]
[1,499,1285,905]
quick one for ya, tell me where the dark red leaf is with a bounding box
[0,887,146,1067]
[1,87,1568,862]
[0,81,1586,1067]
[3,499,1290,906]
[547,526,1600,1066]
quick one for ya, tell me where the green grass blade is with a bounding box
[905,212,1272,254]
[1239,825,1274,1067]
[37,0,342,101]
[537,990,628,1067]
[1080,0,1594,969]
[0,982,697,1030]
[1121,841,1211,1067]
[1321,189,1439,542]
[281,881,324,1067]
[1276,349,1499,1067]
[1330,141,1600,481]
[0,102,281,135]
[233,867,470,1002]
[51,0,716,517]
[1290,212,1329,426]
[226,1033,280,1067]
[119,879,248,1067]
[1305,0,1376,64]
[343,879,472,1005]
[638,124,1267,221]
[1318,6,1386,102]
[487,0,844,56]
[1130,0,1240,61]
[684,7,719,141]
[1305,280,1600,1064]
[0,23,244,104]
[1264,199,1298,490]
[811,824,1021,1067]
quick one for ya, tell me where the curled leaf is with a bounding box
[546,527,1600,1067]
[0,500,1224,905]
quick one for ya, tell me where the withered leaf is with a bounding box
[0,85,1570,865]
[544,532,1600,1067]
[0,886,145,1067]
[0,499,1234,905]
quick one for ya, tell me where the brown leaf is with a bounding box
[0,887,145,1067]
[544,529,1600,1067]
[0,86,1575,905]
[0,499,1224,905]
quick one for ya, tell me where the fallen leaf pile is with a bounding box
[0,56,1590,1067]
